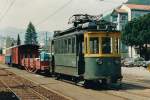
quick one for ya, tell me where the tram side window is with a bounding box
[60,40,62,53]
[61,39,63,53]
[102,37,111,54]
[54,41,57,53]
[68,38,71,53]
[57,40,59,53]
[64,39,67,53]
[62,39,65,53]
[72,37,76,53]
[89,37,99,54]
[57,41,59,54]
[58,40,60,53]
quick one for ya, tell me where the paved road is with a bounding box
[0,64,150,100]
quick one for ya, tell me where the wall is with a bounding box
[0,54,5,63]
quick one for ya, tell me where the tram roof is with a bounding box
[53,20,119,38]
[53,27,119,38]
[6,44,39,50]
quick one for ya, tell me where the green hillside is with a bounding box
[127,0,150,5]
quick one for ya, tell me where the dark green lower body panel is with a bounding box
[54,54,78,76]
[55,65,78,76]
[84,57,122,83]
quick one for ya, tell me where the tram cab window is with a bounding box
[89,37,99,54]
[102,37,112,54]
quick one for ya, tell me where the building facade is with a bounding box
[111,4,150,58]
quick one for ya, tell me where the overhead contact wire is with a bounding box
[36,0,73,26]
[0,0,16,23]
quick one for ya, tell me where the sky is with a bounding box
[0,0,127,32]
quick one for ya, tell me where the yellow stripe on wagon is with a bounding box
[85,54,120,58]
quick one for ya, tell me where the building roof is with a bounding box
[115,8,127,13]
[125,4,150,11]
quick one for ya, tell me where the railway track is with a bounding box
[0,68,70,100]
[0,80,19,100]
[1,65,150,100]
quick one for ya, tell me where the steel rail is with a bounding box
[4,68,71,100]
[5,70,50,100]
[2,69,65,100]
[0,79,20,100]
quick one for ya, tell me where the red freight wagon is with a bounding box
[22,57,50,73]
[12,47,19,64]
[6,44,50,73]
[11,44,39,68]
[35,58,49,71]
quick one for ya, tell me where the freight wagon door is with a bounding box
[12,47,19,64]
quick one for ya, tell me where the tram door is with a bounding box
[77,35,85,75]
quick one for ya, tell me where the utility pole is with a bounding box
[45,32,48,51]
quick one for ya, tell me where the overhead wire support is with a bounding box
[36,0,73,26]
[0,0,16,23]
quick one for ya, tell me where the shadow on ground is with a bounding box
[87,82,150,91]
[0,91,19,100]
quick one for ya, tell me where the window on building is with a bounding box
[112,16,117,22]
[121,15,126,20]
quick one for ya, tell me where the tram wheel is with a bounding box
[55,74,61,80]
[72,77,79,85]
[83,80,93,88]
[101,79,107,85]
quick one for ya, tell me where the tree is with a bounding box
[17,34,21,45]
[121,13,150,60]
[6,36,16,48]
[138,14,150,60]
[24,22,38,45]
[11,42,14,46]
[121,19,137,57]
[0,48,2,54]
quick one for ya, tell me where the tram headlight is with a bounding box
[115,60,120,64]
[96,58,103,65]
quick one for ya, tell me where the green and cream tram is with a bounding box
[51,14,122,86]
